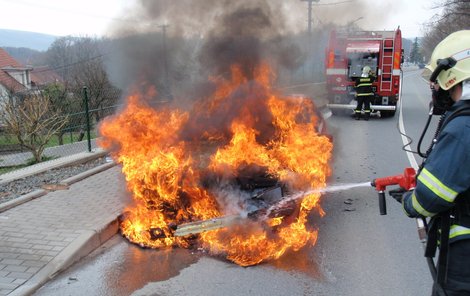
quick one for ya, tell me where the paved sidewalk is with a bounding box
[0,164,128,295]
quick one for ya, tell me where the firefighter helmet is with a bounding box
[362,66,371,75]
[426,30,470,90]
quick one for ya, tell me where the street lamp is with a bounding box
[346,16,363,33]
[348,16,364,26]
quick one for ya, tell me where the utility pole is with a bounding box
[158,24,172,101]
[300,0,319,81]
[300,0,320,35]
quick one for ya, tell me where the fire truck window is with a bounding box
[347,52,378,79]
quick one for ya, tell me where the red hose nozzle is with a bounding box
[372,167,416,192]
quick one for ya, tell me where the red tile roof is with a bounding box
[0,48,28,92]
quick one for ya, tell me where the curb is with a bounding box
[60,162,116,186]
[9,218,120,296]
[0,189,47,214]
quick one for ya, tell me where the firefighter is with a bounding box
[390,30,470,296]
[354,66,375,120]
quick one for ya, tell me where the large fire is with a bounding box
[99,62,333,266]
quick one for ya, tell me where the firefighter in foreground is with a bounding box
[354,66,375,120]
[390,30,470,295]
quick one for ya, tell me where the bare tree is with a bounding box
[70,38,119,122]
[46,36,77,82]
[0,92,69,163]
[40,82,76,145]
[422,0,470,59]
[46,36,120,123]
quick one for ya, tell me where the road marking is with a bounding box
[398,73,419,171]
[399,71,429,246]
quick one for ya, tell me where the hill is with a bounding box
[2,47,46,66]
[0,29,57,51]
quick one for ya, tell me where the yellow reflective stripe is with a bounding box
[357,83,372,87]
[449,225,470,239]
[357,93,374,96]
[411,192,436,217]
[418,168,458,202]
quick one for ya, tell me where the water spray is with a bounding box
[263,182,371,219]
[174,168,417,236]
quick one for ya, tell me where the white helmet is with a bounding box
[362,66,371,75]
[426,30,470,90]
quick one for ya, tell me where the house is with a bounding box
[0,47,32,97]
[0,48,64,129]
[0,48,63,99]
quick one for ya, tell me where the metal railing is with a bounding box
[0,86,122,173]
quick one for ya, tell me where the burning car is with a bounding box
[99,63,333,266]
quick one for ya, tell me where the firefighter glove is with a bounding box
[388,187,407,203]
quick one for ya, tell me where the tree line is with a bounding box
[421,0,469,62]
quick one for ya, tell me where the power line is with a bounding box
[33,52,109,73]
[300,0,354,34]
[32,25,170,74]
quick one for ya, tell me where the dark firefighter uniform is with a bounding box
[354,75,375,120]
[402,99,470,295]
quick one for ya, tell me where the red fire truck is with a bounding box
[325,27,403,117]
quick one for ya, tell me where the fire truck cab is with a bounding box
[325,27,403,117]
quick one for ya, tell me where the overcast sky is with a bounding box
[0,0,442,38]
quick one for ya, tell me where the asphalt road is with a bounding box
[34,68,436,296]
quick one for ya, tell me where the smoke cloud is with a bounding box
[105,0,396,103]
[107,0,304,93]
[102,0,397,216]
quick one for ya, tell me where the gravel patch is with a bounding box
[0,157,110,204]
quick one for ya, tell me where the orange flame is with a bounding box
[99,62,333,266]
